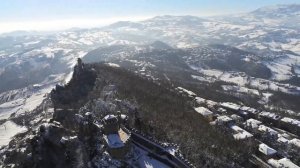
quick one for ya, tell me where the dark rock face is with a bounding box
[53,109,78,129]
[25,113,102,168]
[28,122,73,168]
[50,58,97,109]
[77,112,102,140]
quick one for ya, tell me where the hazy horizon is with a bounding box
[0,0,299,34]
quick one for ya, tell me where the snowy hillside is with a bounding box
[1,3,300,148]
[98,4,300,82]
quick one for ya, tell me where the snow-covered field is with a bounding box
[0,74,66,147]
[0,4,300,152]
[0,74,65,120]
[0,121,27,147]
[191,66,300,95]
[265,54,300,81]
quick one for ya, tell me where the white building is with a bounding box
[230,125,253,140]
[231,114,243,123]
[206,100,218,108]
[194,107,214,121]
[176,87,196,97]
[277,136,289,144]
[281,117,300,128]
[217,107,227,114]
[288,138,300,148]
[259,111,281,120]
[258,125,279,137]
[268,158,300,168]
[220,102,241,111]
[258,143,277,156]
[240,106,259,115]
[245,118,262,129]
[216,115,234,126]
[195,97,206,105]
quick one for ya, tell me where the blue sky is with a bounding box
[0,0,299,32]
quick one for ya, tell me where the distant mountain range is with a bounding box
[0,3,300,130]
[1,4,300,167]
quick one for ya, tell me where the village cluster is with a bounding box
[94,112,192,167]
[177,87,300,168]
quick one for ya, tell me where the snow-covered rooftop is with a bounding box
[195,97,206,104]
[277,136,289,144]
[259,143,277,156]
[176,87,196,97]
[230,125,253,140]
[206,100,218,107]
[240,106,259,114]
[239,106,250,111]
[220,102,241,111]
[120,114,128,120]
[288,138,300,148]
[259,111,281,120]
[258,125,279,136]
[217,115,233,121]
[245,118,262,129]
[231,114,242,121]
[217,107,227,113]
[268,158,300,168]
[281,117,300,127]
[194,107,213,116]
[104,114,117,121]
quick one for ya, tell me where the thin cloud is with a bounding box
[0,16,151,33]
